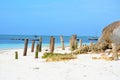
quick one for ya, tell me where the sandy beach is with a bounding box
[1,0,120,79]
[0,47,120,80]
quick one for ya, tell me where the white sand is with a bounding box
[0,47,120,80]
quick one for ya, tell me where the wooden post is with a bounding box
[76,39,79,48]
[50,36,55,53]
[70,34,77,51]
[35,44,39,58]
[31,40,35,52]
[49,36,52,49]
[15,51,18,59]
[73,34,77,39]
[35,52,38,58]
[60,35,65,50]
[70,37,73,51]
[79,39,82,48]
[73,34,77,49]
[70,38,72,50]
[90,41,93,46]
[70,35,74,51]
[75,39,78,49]
[39,37,42,52]
[50,36,53,49]
[36,44,39,53]
[23,39,28,56]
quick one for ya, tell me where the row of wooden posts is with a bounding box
[21,35,87,57]
[15,35,94,59]
[23,37,43,57]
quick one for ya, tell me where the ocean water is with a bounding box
[0,34,98,49]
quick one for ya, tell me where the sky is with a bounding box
[0,0,120,36]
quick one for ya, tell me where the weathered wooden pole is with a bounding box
[70,38,72,50]
[75,39,78,49]
[49,36,52,49]
[15,51,18,59]
[50,36,53,49]
[70,37,73,51]
[74,34,77,49]
[90,41,93,46]
[76,39,79,48]
[70,34,77,51]
[39,37,42,52]
[70,35,74,51]
[36,44,39,53]
[50,36,55,53]
[79,39,82,48]
[31,40,35,52]
[23,39,28,56]
[73,34,77,39]
[60,35,65,50]
[35,44,39,58]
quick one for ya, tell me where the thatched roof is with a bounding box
[102,21,120,43]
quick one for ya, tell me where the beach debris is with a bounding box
[98,21,120,60]
[92,57,98,60]
[33,67,40,70]
[92,55,114,61]
[91,51,114,61]
[74,43,110,54]
[78,46,90,54]
[60,35,65,50]
[50,36,55,53]
[39,37,42,52]
[45,49,48,51]
[42,52,77,62]
[23,39,28,56]
[31,40,35,52]
[15,51,18,59]
[91,57,114,61]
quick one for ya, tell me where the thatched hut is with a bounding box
[99,21,120,60]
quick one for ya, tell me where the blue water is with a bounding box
[0,34,98,49]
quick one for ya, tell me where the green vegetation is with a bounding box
[42,52,77,62]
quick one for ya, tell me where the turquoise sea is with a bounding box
[0,34,98,49]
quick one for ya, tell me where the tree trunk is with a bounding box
[111,43,119,60]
